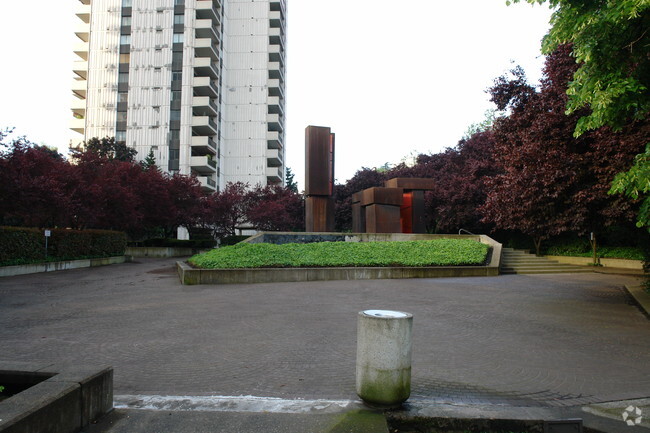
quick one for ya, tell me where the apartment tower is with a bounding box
[71,0,287,191]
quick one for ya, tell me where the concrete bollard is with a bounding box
[356,309,413,407]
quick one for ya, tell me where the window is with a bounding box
[117,92,128,103]
[170,130,180,141]
[171,91,182,101]
[169,149,180,159]
[170,110,181,121]
[122,0,132,7]
[172,71,182,82]
[121,16,131,26]
[120,35,131,45]
[116,131,126,142]
[118,72,129,83]
[174,0,185,5]
[173,33,184,44]
[117,112,128,122]
[119,53,130,64]
[174,15,184,25]
[172,51,183,65]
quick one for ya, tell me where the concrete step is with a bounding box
[500,249,593,275]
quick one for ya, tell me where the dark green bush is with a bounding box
[131,238,216,248]
[0,226,126,266]
[220,235,250,246]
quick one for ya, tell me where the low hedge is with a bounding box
[0,226,127,266]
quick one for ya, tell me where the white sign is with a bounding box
[44,230,51,237]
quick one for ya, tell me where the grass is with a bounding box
[188,239,490,269]
[545,245,645,261]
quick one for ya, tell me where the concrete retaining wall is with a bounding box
[0,362,113,433]
[0,256,128,278]
[126,246,198,258]
[545,255,644,270]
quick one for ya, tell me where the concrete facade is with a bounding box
[71,0,287,191]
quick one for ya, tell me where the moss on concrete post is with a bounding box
[356,310,412,407]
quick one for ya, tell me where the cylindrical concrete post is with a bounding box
[356,309,413,406]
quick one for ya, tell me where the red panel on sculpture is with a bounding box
[400,192,413,234]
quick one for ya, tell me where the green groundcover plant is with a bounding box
[189,239,489,269]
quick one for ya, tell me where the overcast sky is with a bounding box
[0,1,553,187]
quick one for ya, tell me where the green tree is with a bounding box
[142,149,158,171]
[508,0,649,134]
[285,166,298,193]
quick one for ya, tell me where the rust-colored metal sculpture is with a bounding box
[352,178,435,234]
[305,126,335,232]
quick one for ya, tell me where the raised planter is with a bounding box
[0,362,113,433]
[177,233,502,285]
[0,256,128,278]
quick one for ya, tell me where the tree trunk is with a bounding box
[533,237,543,257]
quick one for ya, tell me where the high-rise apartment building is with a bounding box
[71,0,286,191]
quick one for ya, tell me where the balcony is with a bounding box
[73,60,88,80]
[267,78,283,97]
[267,96,284,114]
[195,19,220,42]
[192,96,218,116]
[70,117,85,134]
[72,78,87,99]
[266,148,282,167]
[191,156,217,175]
[269,11,284,29]
[267,131,282,150]
[191,136,218,154]
[196,0,219,21]
[193,76,219,98]
[73,42,89,61]
[193,57,219,79]
[268,45,284,63]
[267,113,283,132]
[265,166,282,183]
[195,38,219,61]
[268,61,284,81]
[75,23,90,42]
[192,116,218,135]
[269,27,284,47]
[197,175,217,191]
[71,98,86,117]
[78,0,90,4]
[76,4,91,23]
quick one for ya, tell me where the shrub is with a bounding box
[132,238,216,248]
[0,226,126,266]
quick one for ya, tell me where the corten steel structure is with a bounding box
[305,125,335,232]
[70,0,287,192]
[353,178,435,234]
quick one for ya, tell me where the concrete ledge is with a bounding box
[126,246,200,258]
[545,255,644,270]
[0,256,128,278]
[625,284,650,318]
[177,261,499,285]
[0,362,113,433]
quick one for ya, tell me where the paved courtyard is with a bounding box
[0,258,648,409]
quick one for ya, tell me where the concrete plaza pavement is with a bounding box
[1,258,649,431]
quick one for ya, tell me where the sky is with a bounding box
[0,0,553,187]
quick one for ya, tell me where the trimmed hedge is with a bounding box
[0,226,127,266]
[130,238,216,248]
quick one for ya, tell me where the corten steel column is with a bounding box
[360,187,403,233]
[351,191,365,233]
[305,126,335,232]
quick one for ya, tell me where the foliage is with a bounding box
[220,235,251,246]
[189,239,489,269]
[508,0,650,135]
[333,168,388,231]
[129,237,215,248]
[480,46,645,254]
[0,133,208,239]
[142,149,158,171]
[206,182,250,238]
[609,144,650,230]
[463,109,503,139]
[285,166,299,193]
[0,226,126,266]
[245,184,304,232]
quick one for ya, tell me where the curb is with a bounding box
[625,284,650,318]
[0,256,129,278]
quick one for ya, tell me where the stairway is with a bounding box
[500,248,593,275]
